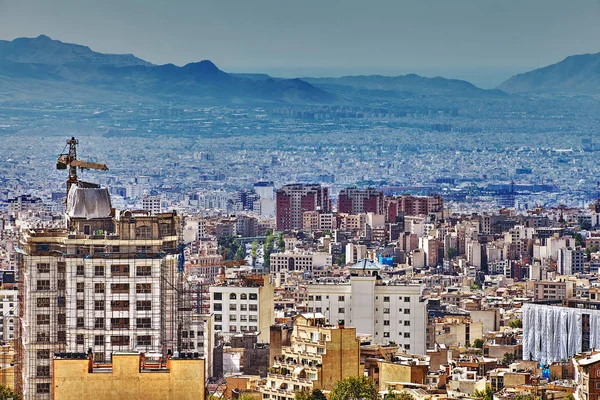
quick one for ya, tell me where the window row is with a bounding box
[213,292,258,301]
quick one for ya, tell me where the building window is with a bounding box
[136,226,152,239]
[383,296,390,302]
[76,282,85,292]
[383,332,390,338]
[95,283,105,293]
[404,309,410,314]
[249,304,258,312]
[94,318,105,329]
[240,304,247,311]
[249,315,257,322]
[404,344,410,350]
[37,298,50,308]
[404,297,411,302]
[240,315,247,322]
[57,314,66,325]
[249,293,258,300]
[111,264,130,277]
[111,300,129,311]
[136,265,152,276]
[94,335,104,346]
[383,308,390,314]
[213,303,222,311]
[76,334,84,345]
[77,299,85,310]
[215,325,222,331]
[383,320,390,326]
[240,293,247,300]
[94,300,105,311]
[57,262,66,273]
[136,300,151,311]
[214,314,222,322]
[111,283,129,294]
[229,304,237,311]
[57,331,66,343]
[136,283,151,294]
[339,308,345,313]
[138,335,152,346]
[315,296,322,301]
[76,317,85,328]
[213,292,222,301]
[338,296,345,301]
[36,280,50,291]
[137,318,152,328]
[229,315,237,322]
[37,383,50,394]
[57,280,66,290]
[230,293,237,300]
[94,265,104,276]
[404,321,410,326]
[111,336,130,346]
[111,318,129,329]
[36,332,49,343]
[76,265,85,276]
[404,332,410,338]
[94,353,105,363]
[37,350,50,360]
[37,263,50,273]
[37,314,50,325]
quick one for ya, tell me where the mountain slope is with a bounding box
[0,36,332,104]
[498,53,600,94]
[303,74,507,98]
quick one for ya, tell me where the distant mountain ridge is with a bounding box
[0,35,332,104]
[303,74,507,98]
[499,52,600,94]
[0,35,511,104]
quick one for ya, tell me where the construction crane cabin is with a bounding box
[56,136,109,200]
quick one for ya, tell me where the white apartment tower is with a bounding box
[305,260,427,355]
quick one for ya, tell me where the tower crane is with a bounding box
[56,137,109,198]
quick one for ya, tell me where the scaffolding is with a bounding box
[15,209,191,399]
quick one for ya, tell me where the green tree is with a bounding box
[263,232,275,271]
[295,388,313,400]
[312,389,327,400]
[330,376,378,400]
[335,253,346,266]
[0,384,22,400]
[502,352,516,365]
[447,247,457,259]
[508,319,522,329]
[473,338,484,349]
[384,389,413,400]
[238,394,256,400]
[277,232,285,252]
[473,385,493,400]
[565,394,575,400]
[515,394,534,400]
[251,240,258,266]
[234,245,245,261]
[574,233,585,247]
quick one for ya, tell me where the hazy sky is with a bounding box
[1,0,600,85]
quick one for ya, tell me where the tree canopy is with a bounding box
[330,376,378,400]
[0,384,22,400]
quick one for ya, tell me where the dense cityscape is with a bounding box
[2,2,600,399]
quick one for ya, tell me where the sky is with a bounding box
[1,0,600,87]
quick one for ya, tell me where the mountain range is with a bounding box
[1,35,599,104]
[498,52,600,95]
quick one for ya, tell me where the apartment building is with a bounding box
[0,288,17,342]
[302,211,335,232]
[558,247,585,275]
[209,275,274,342]
[17,184,185,399]
[533,280,575,301]
[259,314,360,400]
[276,184,331,231]
[338,188,384,215]
[270,252,332,287]
[305,260,427,354]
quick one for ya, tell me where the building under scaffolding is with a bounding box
[15,181,200,399]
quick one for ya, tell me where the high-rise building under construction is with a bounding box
[15,138,204,399]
